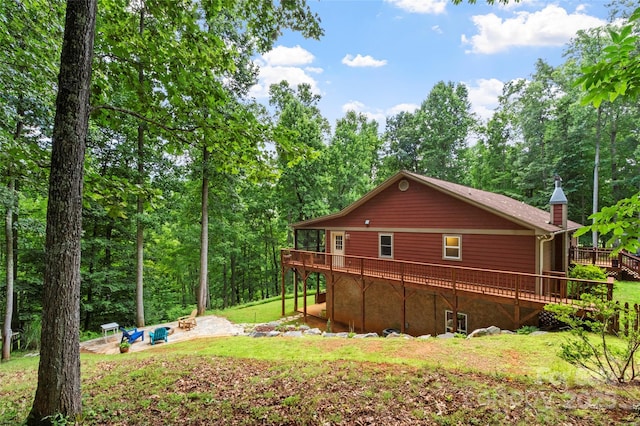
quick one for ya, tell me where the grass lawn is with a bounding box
[613,280,640,305]
[3,333,639,425]
[210,293,316,324]
[3,294,640,425]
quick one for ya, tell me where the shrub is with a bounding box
[516,325,539,335]
[568,264,607,281]
[567,264,607,298]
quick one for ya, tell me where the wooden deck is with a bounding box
[283,250,613,310]
[571,247,640,280]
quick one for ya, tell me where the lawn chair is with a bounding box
[149,327,168,345]
[177,309,197,330]
[119,326,144,344]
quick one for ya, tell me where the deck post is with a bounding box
[401,263,406,334]
[294,269,299,312]
[303,271,307,322]
[514,276,520,330]
[451,269,458,333]
[360,275,365,333]
[401,285,406,334]
[281,257,286,317]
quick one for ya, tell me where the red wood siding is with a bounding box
[344,231,536,273]
[552,204,563,226]
[312,182,529,230]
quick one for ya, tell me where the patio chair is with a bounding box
[177,309,197,330]
[119,326,144,344]
[149,327,168,345]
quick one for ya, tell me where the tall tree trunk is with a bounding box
[2,97,23,362]
[222,261,228,309]
[135,7,146,328]
[231,252,238,305]
[27,0,96,423]
[135,123,145,326]
[609,110,619,202]
[2,178,15,361]
[197,145,209,315]
[593,106,602,247]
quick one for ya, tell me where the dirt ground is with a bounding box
[80,313,345,355]
[81,315,246,355]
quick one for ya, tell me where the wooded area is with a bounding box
[1,0,639,353]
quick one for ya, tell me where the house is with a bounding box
[281,171,609,336]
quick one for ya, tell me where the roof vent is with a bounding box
[398,179,409,191]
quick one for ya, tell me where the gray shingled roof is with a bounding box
[403,171,582,234]
[294,170,582,234]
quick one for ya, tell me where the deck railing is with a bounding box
[571,246,640,279]
[283,249,613,306]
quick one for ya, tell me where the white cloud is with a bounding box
[431,25,443,34]
[464,78,504,122]
[249,45,322,99]
[386,103,419,116]
[260,45,315,66]
[342,54,388,68]
[341,101,419,123]
[385,0,447,15]
[462,5,606,54]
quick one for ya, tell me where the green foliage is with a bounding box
[545,293,640,383]
[574,192,640,254]
[568,264,607,281]
[516,325,539,335]
[577,7,640,108]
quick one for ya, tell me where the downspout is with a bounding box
[537,234,554,294]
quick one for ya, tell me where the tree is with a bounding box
[1,0,64,362]
[27,0,97,423]
[574,7,640,253]
[325,111,381,210]
[380,111,421,177]
[271,82,331,222]
[414,81,475,182]
[545,266,639,383]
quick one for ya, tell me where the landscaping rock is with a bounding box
[501,330,515,335]
[353,332,378,338]
[417,334,432,340]
[437,332,455,339]
[266,331,281,337]
[304,328,322,335]
[249,331,268,338]
[486,326,501,335]
[335,332,350,338]
[467,328,488,338]
[298,325,310,331]
[283,330,303,337]
[530,331,549,336]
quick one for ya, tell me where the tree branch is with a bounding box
[91,104,200,134]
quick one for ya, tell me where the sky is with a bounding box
[248,0,614,128]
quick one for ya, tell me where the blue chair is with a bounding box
[119,326,144,344]
[149,327,168,345]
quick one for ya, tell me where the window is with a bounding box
[334,234,343,251]
[445,310,468,334]
[379,233,393,258]
[443,235,461,260]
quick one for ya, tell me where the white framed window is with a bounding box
[334,234,343,251]
[379,233,393,258]
[443,235,462,260]
[445,310,468,334]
